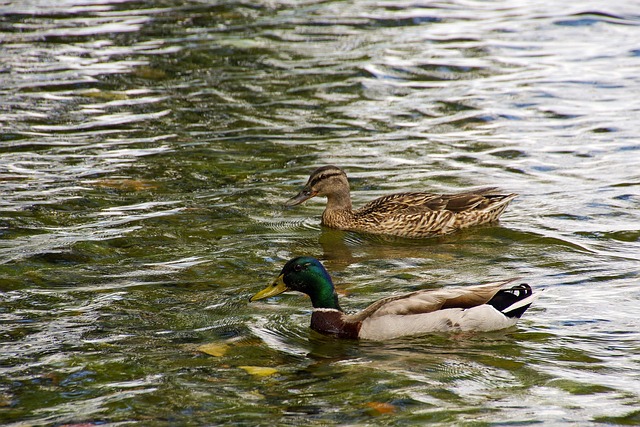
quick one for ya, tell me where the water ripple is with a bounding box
[0,203,183,264]
[1,0,640,425]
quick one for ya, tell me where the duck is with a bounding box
[284,165,517,238]
[250,257,540,340]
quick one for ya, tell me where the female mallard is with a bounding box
[285,165,517,238]
[250,257,539,340]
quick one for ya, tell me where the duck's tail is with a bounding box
[484,192,518,212]
[487,283,542,319]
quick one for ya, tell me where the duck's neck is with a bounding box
[321,186,354,228]
[305,274,342,311]
[325,186,353,212]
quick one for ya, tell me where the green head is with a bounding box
[250,256,342,310]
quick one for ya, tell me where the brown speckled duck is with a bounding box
[250,257,539,340]
[284,165,518,238]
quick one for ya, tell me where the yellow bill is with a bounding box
[250,274,288,302]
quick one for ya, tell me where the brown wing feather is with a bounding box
[357,188,514,215]
[346,280,517,323]
[358,192,447,214]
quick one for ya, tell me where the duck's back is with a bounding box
[351,281,533,340]
[344,188,516,237]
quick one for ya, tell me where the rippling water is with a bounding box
[1,0,639,425]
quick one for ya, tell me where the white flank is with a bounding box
[359,305,520,341]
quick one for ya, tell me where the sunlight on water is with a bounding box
[1,0,639,425]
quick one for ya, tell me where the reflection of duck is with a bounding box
[250,257,539,341]
[285,165,517,238]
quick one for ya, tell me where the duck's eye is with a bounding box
[293,264,303,272]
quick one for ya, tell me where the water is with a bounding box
[1,0,639,425]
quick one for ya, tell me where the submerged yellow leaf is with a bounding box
[365,401,396,415]
[79,88,129,100]
[239,366,278,377]
[134,66,167,80]
[198,343,230,357]
[93,179,157,191]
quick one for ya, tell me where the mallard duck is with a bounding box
[284,165,517,238]
[250,257,539,340]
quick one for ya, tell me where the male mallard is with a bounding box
[285,165,517,238]
[250,257,539,340]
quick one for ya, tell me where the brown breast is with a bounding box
[311,309,361,339]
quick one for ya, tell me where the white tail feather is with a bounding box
[501,288,544,315]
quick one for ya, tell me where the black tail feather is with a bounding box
[487,284,533,319]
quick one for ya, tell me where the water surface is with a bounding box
[1,0,639,425]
